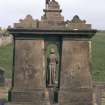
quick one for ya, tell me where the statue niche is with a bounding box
[47,48,58,87]
[45,38,61,104]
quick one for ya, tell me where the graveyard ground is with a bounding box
[0,43,13,78]
[92,31,105,81]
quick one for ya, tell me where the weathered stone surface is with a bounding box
[14,15,39,28]
[5,103,37,105]
[66,15,91,30]
[59,39,93,105]
[11,2,92,30]
[7,1,96,105]
[59,89,93,105]
[60,40,92,89]
[9,39,45,104]
[10,90,44,103]
[39,0,65,29]
[7,27,96,105]
[14,40,44,89]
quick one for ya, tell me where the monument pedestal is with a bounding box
[7,29,96,105]
[59,39,93,105]
[59,88,93,105]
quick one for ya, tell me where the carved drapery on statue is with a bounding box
[45,38,61,88]
[45,38,61,104]
[46,48,58,87]
[46,0,50,4]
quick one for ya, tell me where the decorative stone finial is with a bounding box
[66,15,91,30]
[48,0,60,9]
[39,0,64,29]
[14,15,39,28]
[70,15,86,23]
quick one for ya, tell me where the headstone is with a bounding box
[0,67,5,86]
[7,0,97,105]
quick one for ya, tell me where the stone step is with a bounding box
[5,102,35,105]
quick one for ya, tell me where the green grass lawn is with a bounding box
[92,32,105,81]
[0,32,105,81]
[0,44,13,78]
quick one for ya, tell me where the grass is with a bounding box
[0,32,105,81]
[92,32,105,81]
[0,44,13,78]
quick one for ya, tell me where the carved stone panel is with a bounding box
[59,39,93,105]
[60,40,92,89]
[14,39,44,90]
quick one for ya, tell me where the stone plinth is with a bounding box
[7,30,46,105]
[39,0,64,29]
[59,39,93,105]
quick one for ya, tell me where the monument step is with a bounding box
[5,102,35,105]
[5,103,59,105]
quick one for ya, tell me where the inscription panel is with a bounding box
[59,39,93,105]
[14,39,44,89]
[60,40,92,89]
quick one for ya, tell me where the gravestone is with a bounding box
[0,67,5,86]
[7,0,97,105]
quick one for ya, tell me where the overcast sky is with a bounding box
[0,0,105,29]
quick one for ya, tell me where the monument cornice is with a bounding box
[8,28,97,39]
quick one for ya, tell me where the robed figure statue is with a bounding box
[46,0,50,4]
[46,48,58,87]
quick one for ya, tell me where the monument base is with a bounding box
[59,88,93,105]
[6,102,35,105]
[6,88,51,105]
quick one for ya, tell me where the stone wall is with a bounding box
[0,35,12,47]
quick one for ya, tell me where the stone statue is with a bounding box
[47,48,58,86]
[46,0,50,4]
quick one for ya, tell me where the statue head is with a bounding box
[50,48,55,53]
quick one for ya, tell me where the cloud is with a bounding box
[0,0,105,29]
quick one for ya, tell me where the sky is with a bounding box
[0,0,105,30]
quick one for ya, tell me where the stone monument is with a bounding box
[7,0,97,105]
